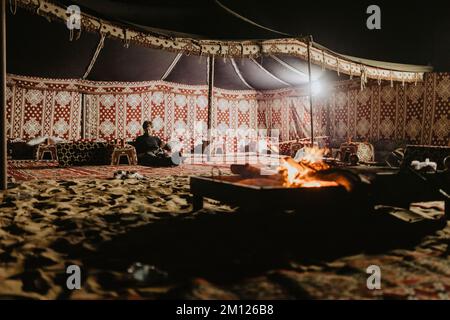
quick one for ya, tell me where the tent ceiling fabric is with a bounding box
[88,37,179,82]
[6,8,98,79]
[6,7,325,90]
[214,58,251,91]
[163,54,207,86]
[7,0,431,88]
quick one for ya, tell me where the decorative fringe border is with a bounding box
[6,74,301,100]
[14,0,426,83]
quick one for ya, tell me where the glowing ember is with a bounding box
[302,180,338,188]
[279,157,307,186]
[278,147,337,188]
[302,181,322,188]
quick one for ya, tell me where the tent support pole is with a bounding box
[81,93,85,139]
[0,0,7,190]
[306,35,314,146]
[206,56,214,154]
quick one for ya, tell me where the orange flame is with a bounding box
[294,146,326,163]
[278,147,336,188]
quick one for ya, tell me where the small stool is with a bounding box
[36,144,58,161]
[111,145,138,165]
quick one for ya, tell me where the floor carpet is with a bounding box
[7,160,231,181]
[7,153,279,181]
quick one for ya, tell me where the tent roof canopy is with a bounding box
[7,0,432,90]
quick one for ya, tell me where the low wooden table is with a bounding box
[111,145,138,165]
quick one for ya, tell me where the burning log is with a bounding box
[230,164,282,181]
[308,168,362,192]
[230,163,263,177]
[278,156,335,188]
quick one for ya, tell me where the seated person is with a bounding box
[135,121,180,167]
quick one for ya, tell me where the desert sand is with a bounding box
[0,174,449,299]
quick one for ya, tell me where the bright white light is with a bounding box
[311,81,322,96]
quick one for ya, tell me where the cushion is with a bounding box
[56,141,115,167]
[337,142,374,163]
[355,142,375,162]
[278,141,292,156]
[7,140,36,160]
[27,136,47,146]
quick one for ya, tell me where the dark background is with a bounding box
[56,0,449,71]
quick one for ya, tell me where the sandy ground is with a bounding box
[0,175,449,299]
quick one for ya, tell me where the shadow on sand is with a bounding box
[82,207,446,284]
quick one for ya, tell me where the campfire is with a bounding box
[191,146,449,215]
[190,147,349,212]
[229,147,339,188]
[278,147,338,188]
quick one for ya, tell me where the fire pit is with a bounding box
[190,147,353,213]
[190,174,347,213]
[190,146,449,218]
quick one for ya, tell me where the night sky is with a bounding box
[59,0,450,71]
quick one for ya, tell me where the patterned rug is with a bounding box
[8,160,231,181]
[7,153,281,181]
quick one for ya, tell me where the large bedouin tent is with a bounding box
[2,0,447,190]
[0,0,450,301]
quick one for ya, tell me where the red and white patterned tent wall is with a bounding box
[1,0,449,192]
[5,75,311,151]
[324,73,449,146]
[6,72,449,149]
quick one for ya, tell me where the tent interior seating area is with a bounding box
[0,0,449,301]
